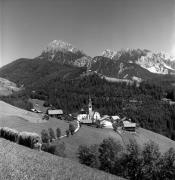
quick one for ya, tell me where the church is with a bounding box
[77,97,101,124]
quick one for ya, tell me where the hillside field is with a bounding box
[1,100,175,160]
[0,101,70,135]
[0,138,124,180]
[58,125,175,160]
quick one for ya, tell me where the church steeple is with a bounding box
[88,95,92,114]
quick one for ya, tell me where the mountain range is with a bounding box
[1,40,175,86]
[36,40,175,78]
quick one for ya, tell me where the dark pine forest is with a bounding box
[22,74,175,141]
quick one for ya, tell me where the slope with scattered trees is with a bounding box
[78,138,175,180]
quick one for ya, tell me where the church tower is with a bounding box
[88,96,92,113]
[88,96,92,115]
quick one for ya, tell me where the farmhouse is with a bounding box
[123,120,136,132]
[101,120,113,128]
[47,109,63,118]
[111,115,120,121]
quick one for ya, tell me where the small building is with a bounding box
[47,109,63,118]
[123,120,136,132]
[101,120,113,128]
[77,108,88,122]
[111,115,120,121]
[31,108,42,113]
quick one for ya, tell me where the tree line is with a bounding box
[78,138,175,180]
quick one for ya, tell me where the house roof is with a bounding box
[123,121,136,128]
[111,115,120,120]
[101,120,113,128]
[48,109,63,115]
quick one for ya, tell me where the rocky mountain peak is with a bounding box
[102,49,117,59]
[41,40,85,61]
[43,40,80,54]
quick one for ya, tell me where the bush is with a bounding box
[159,147,175,180]
[18,131,41,148]
[56,128,61,138]
[69,123,75,135]
[112,122,118,132]
[141,141,161,180]
[0,127,18,142]
[66,129,70,137]
[43,101,49,107]
[42,142,66,157]
[120,140,143,179]
[95,120,101,128]
[41,129,50,143]
[78,144,100,168]
[99,138,123,173]
[48,128,56,141]
[41,143,55,154]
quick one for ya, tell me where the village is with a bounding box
[31,96,137,133]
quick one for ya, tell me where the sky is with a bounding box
[1,0,175,67]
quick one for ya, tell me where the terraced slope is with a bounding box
[0,138,124,180]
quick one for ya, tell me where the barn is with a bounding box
[123,120,136,132]
[47,109,63,118]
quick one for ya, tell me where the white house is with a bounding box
[77,109,87,121]
[101,120,113,128]
[111,115,120,121]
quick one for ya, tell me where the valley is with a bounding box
[1,40,175,179]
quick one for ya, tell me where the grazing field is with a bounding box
[135,128,175,152]
[0,138,125,180]
[0,100,42,123]
[0,101,71,135]
[1,99,175,162]
[58,125,124,159]
[0,115,70,135]
[59,125,175,160]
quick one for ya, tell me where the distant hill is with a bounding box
[0,58,86,88]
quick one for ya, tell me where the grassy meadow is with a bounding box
[0,100,77,136]
[58,125,175,160]
[0,138,125,180]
